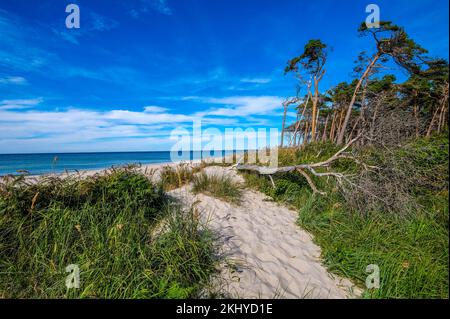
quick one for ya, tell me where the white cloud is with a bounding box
[0,98,42,110]
[0,102,243,153]
[240,77,272,84]
[0,107,172,153]
[105,109,193,124]
[0,95,282,153]
[188,96,283,117]
[0,76,27,85]
[144,105,170,113]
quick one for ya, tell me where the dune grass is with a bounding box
[159,164,198,191]
[242,133,449,299]
[0,167,216,298]
[192,172,242,205]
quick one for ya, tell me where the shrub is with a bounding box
[241,134,449,298]
[0,167,216,298]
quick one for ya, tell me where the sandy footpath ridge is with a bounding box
[17,161,361,298]
[170,166,361,299]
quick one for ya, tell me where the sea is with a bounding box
[0,150,237,176]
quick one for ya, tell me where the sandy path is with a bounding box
[15,161,361,298]
[169,166,360,299]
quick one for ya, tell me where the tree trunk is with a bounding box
[438,101,448,133]
[426,89,448,137]
[290,92,310,147]
[337,52,380,144]
[329,110,337,142]
[439,106,448,132]
[280,103,288,147]
[413,104,420,138]
[322,114,329,142]
[311,76,320,141]
[437,85,449,133]
[315,104,321,141]
[426,107,439,137]
[289,114,300,147]
[358,79,368,129]
[369,100,381,139]
[302,120,309,147]
[348,118,360,143]
[336,108,345,143]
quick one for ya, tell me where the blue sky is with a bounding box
[0,0,448,153]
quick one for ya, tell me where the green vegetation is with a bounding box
[158,162,228,191]
[283,21,448,148]
[271,19,449,298]
[1,17,448,300]
[192,172,242,205]
[159,164,198,191]
[242,133,449,298]
[0,167,216,298]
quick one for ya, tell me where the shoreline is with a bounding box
[0,159,361,298]
[16,160,203,180]
[1,156,232,179]
[0,151,245,178]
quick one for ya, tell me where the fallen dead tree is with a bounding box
[235,134,379,195]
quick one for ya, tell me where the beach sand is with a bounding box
[16,161,361,298]
[169,165,361,299]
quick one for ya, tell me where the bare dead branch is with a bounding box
[296,168,326,195]
[235,133,366,194]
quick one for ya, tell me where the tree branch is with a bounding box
[235,133,366,195]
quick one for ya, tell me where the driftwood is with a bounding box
[235,134,377,195]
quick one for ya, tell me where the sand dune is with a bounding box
[21,162,361,298]
[170,166,361,299]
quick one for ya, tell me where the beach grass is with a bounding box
[192,171,242,205]
[0,166,216,298]
[242,133,449,299]
[159,163,200,191]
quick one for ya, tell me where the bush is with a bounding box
[0,167,216,298]
[241,134,449,298]
[341,133,449,216]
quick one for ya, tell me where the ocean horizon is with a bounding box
[0,150,238,176]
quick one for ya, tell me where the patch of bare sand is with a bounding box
[169,166,361,299]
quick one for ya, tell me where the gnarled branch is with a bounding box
[236,134,366,194]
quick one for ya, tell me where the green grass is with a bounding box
[242,133,449,299]
[192,172,242,205]
[0,167,216,298]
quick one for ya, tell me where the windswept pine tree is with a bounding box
[285,39,328,143]
[239,21,448,300]
[336,21,428,144]
[282,21,447,148]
